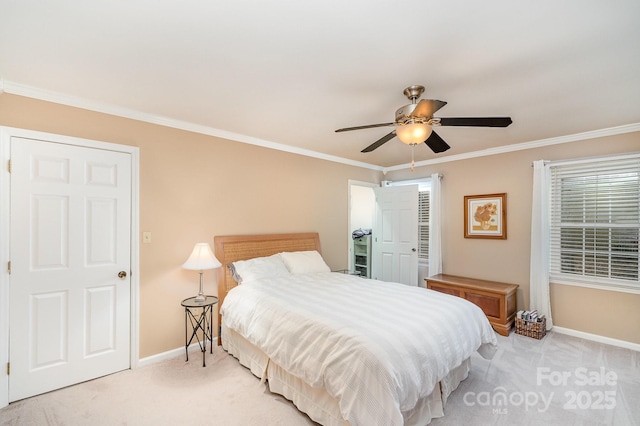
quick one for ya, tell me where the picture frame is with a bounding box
[464,193,507,239]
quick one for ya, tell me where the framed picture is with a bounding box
[464,193,507,239]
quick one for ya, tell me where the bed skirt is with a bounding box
[221,323,470,426]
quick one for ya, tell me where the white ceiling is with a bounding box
[1,1,639,170]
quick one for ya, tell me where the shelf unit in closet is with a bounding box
[353,235,371,278]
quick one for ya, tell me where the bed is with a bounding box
[215,233,497,426]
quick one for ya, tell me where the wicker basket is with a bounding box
[515,317,547,339]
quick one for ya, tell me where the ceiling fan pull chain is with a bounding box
[411,144,415,171]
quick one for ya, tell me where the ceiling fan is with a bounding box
[335,85,512,154]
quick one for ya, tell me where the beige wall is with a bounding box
[386,132,640,344]
[0,94,381,357]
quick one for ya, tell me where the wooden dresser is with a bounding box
[425,274,518,336]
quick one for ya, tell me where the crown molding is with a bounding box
[382,122,640,174]
[0,80,384,172]
[2,80,638,174]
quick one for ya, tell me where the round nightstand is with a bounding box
[181,295,219,367]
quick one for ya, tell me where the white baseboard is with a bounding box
[552,326,640,352]
[137,338,219,368]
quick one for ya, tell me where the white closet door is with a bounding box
[9,137,131,401]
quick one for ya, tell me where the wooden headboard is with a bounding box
[214,232,322,344]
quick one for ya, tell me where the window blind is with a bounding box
[418,191,430,261]
[549,155,640,291]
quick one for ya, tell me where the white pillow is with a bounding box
[229,254,290,283]
[280,250,330,274]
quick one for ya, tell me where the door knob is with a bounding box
[118,271,127,279]
[412,248,417,252]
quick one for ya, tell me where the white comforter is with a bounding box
[221,272,497,426]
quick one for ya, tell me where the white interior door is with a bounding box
[372,185,419,285]
[9,137,132,401]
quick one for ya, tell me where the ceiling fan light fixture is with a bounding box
[396,122,432,145]
[335,84,511,154]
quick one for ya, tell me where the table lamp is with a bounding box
[182,243,221,303]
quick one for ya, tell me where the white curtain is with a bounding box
[530,160,553,329]
[428,173,442,276]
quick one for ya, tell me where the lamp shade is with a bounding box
[182,243,221,271]
[396,122,432,145]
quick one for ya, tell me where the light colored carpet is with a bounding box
[430,331,639,426]
[1,331,638,425]
[1,347,315,426]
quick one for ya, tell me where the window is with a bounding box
[549,155,640,292]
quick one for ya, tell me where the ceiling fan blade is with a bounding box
[361,131,396,153]
[438,117,512,127]
[410,99,447,118]
[424,131,451,153]
[335,122,395,132]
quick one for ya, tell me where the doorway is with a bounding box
[348,181,376,273]
[348,180,420,284]
[349,178,437,286]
